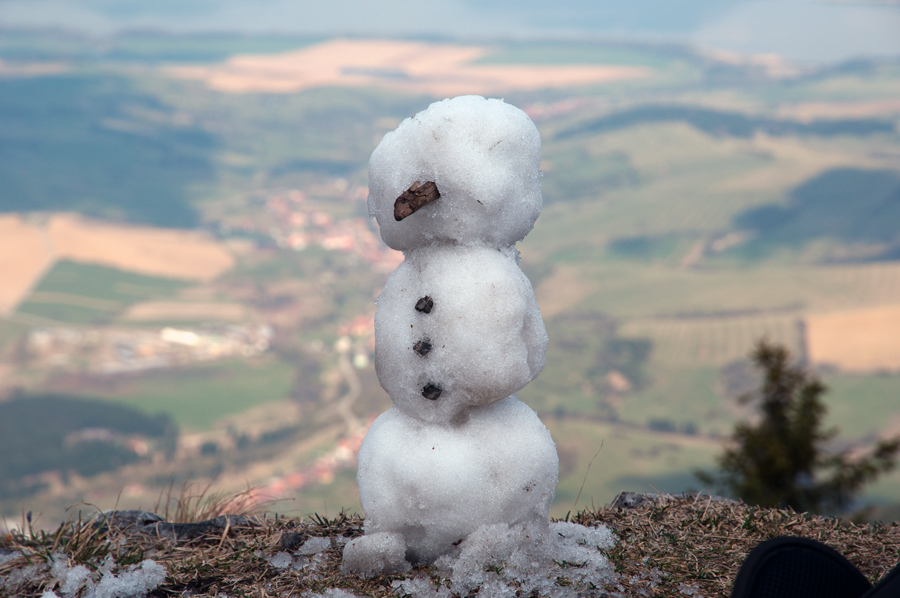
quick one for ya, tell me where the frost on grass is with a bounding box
[391,520,616,598]
[40,555,166,598]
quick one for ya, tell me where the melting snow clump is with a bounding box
[42,555,166,598]
[342,95,615,587]
[259,535,338,573]
[392,520,616,597]
[303,589,365,598]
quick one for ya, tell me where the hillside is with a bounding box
[0,32,899,529]
[1,495,898,597]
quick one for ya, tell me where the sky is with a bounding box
[0,0,898,64]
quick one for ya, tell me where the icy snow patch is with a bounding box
[0,551,17,567]
[268,552,294,569]
[303,589,365,598]
[391,521,616,598]
[262,537,337,573]
[342,531,411,577]
[297,536,332,555]
[368,95,542,251]
[42,558,166,598]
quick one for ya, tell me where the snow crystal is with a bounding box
[342,531,411,577]
[265,544,332,573]
[0,551,18,567]
[356,397,558,564]
[61,565,92,596]
[89,560,166,598]
[268,552,294,569]
[2,563,43,590]
[303,589,364,598]
[297,536,332,555]
[368,96,542,251]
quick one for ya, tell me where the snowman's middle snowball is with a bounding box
[374,244,547,424]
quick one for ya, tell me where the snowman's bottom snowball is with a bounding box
[391,520,616,598]
[354,396,558,565]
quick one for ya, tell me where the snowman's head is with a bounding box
[368,96,542,251]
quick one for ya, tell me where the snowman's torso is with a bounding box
[374,244,547,424]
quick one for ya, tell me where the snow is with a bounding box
[353,397,557,564]
[342,531,411,577]
[261,536,336,573]
[43,555,166,598]
[391,520,616,598]
[368,95,542,251]
[297,535,332,555]
[303,589,365,598]
[346,95,592,581]
[374,244,547,424]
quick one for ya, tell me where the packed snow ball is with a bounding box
[352,397,558,565]
[368,95,542,250]
[373,245,547,423]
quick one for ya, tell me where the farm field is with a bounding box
[0,32,899,525]
[0,214,234,315]
[69,357,296,431]
[14,261,189,325]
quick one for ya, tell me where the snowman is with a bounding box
[342,96,559,575]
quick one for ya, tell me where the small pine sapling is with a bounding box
[697,340,900,514]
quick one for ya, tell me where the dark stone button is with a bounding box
[415,296,434,314]
[422,383,442,400]
[413,339,432,357]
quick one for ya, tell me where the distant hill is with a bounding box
[555,105,896,141]
[0,393,177,499]
[0,74,214,228]
[735,168,900,260]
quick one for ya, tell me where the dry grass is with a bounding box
[152,478,266,525]
[584,495,900,596]
[2,495,898,597]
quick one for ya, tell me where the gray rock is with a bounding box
[89,510,257,540]
[611,491,742,509]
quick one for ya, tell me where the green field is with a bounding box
[86,358,295,431]
[821,373,900,439]
[15,261,188,324]
[547,417,719,516]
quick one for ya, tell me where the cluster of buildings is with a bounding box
[26,324,273,374]
[261,421,370,497]
[265,188,403,272]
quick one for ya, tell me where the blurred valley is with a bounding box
[1,31,899,528]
